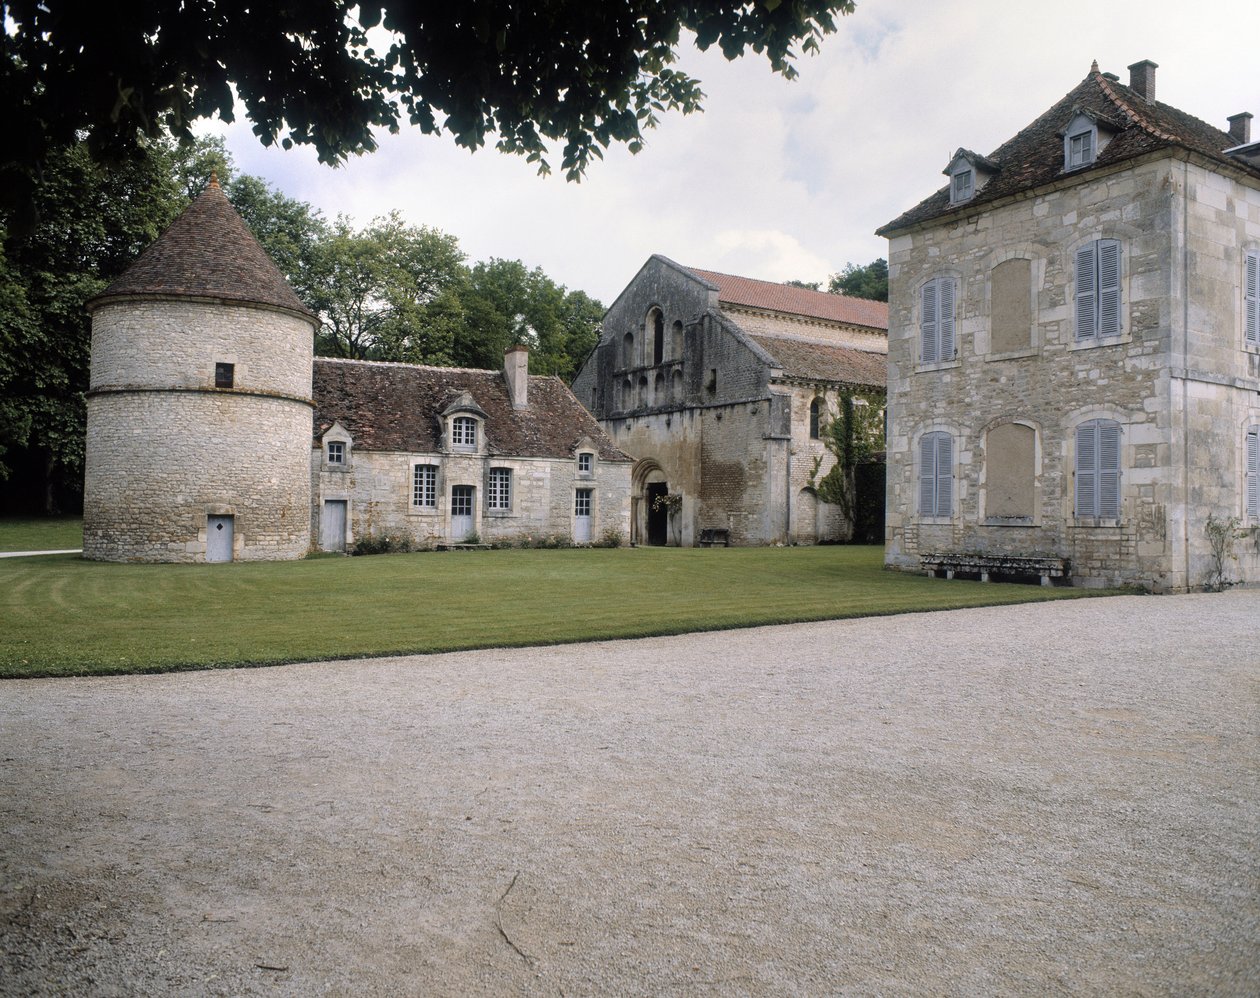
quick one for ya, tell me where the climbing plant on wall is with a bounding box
[810,388,886,528]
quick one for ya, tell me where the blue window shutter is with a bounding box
[936,433,953,515]
[1246,253,1259,345]
[1075,423,1097,516]
[1075,245,1097,341]
[921,281,939,363]
[919,434,937,514]
[1098,240,1122,338]
[940,279,956,359]
[1247,429,1259,518]
[1098,421,1121,518]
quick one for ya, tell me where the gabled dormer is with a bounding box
[320,421,353,470]
[440,391,488,454]
[943,149,999,206]
[1060,107,1121,172]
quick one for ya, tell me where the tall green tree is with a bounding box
[3,1,857,229]
[455,259,603,380]
[827,258,888,302]
[309,213,466,363]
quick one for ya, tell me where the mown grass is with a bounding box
[0,517,83,552]
[0,545,1126,679]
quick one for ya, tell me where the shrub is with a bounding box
[596,527,624,548]
[350,532,414,556]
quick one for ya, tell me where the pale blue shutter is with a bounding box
[1246,253,1259,345]
[935,433,953,515]
[921,282,939,363]
[919,434,936,514]
[1247,429,1259,519]
[939,279,956,359]
[1098,421,1121,518]
[1098,240,1121,338]
[1075,423,1097,516]
[1075,245,1097,341]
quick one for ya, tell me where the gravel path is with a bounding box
[2,591,1257,996]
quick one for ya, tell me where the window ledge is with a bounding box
[915,359,962,374]
[1069,335,1128,352]
[1071,519,1123,529]
[917,516,954,525]
[408,507,439,516]
[985,347,1038,362]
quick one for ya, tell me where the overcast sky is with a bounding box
[203,0,1260,306]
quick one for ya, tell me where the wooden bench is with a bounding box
[920,552,1069,587]
[698,528,731,548]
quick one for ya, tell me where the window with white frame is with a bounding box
[574,488,592,517]
[918,431,953,518]
[1246,427,1259,520]
[1245,251,1259,345]
[920,277,957,364]
[488,467,511,511]
[1075,419,1121,520]
[326,441,345,465]
[577,452,594,476]
[412,464,437,508]
[452,416,477,450]
[1066,126,1095,169]
[1075,239,1122,343]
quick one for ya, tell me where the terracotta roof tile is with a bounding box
[879,63,1260,235]
[90,176,314,317]
[685,267,888,330]
[312,358,632,461]
[747,335,886,388]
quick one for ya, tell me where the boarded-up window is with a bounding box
[991,259,1032,353]
[1075,419,1121,519]
[985,423,1035,519]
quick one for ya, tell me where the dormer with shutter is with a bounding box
[944,149,999,206]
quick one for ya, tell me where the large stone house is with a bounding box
[572,255,887,546]
[83,178,630,562]
[878,60,1260,591]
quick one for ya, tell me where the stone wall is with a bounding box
[885,155,1260,590]
[313,449,632,549]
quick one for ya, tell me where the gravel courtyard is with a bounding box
[2,591,1257,996]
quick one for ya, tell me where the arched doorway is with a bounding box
[794,487,819,545]
[632,458,671,546]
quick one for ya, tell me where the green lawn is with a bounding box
[0,545,1124,679]
[0,517,83,552]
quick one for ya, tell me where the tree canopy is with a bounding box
[828,258,887,302]
[2,0,856,227]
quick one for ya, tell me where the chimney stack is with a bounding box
[1127,60,1158,103]
[504,344,528,408]
[1227,112,1253,145]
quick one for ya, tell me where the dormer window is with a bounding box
[327,441,345,465]
[950,168,974,204]
[1067,125,1095,169]
[452,416,477,451]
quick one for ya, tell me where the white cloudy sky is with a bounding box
[204,0,1260,306]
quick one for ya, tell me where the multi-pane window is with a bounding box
[452,416,477,450]
[488,468,511,510]
[577,452,593,475]
[574,488,592,517]
[1246,427,1259,520]
[1075,239,1122,342]
[1075,419,1121,520]
[920,277,957,364]
[918,431,953,518]
[1246,251,1259,345]
[950,168,973,204]
[1067,128,1095,169]
[412,464,436,508]
[326,441,345,465]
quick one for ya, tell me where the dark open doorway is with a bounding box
[645,482,669,546]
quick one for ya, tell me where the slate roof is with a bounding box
[312,358,632,461]
[685,266,888,331]
[746,335,886,388]
[879,62,1260,235]
[89,175,314,317]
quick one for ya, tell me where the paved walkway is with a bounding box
[1,591,1257,996]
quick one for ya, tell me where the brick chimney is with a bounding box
[1127,60,1158,103]
[504,344,528,408]
[1227,112,1253,145]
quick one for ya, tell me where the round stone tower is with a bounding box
[83,175,316,562]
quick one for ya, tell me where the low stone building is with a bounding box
[83,179,631,562]
[878,59,1260,591]
[572,256,887,546]
[312,347,632,550]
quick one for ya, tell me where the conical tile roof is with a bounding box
[91,175,314,318]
